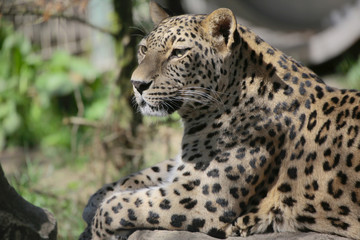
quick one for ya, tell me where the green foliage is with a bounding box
[0,22,108,150]
[345,57,360,89]
[337,55,360,89]
[9,157,86,239]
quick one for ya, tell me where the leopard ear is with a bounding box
[202,8,239,51]
[150,1,170,25]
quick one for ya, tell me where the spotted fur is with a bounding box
[80,2,360,239]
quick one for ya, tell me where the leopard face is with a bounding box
[131,10,239,117]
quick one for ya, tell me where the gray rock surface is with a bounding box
[0,165,57,240]
[128,230,349,240]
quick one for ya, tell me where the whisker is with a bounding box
[169,95,215,108]
[131,33,148,38]
[179,87,227,101]
[129,25,147,35]
[177,94,219,106]
[177,90,224,107]
[181,86,231,96]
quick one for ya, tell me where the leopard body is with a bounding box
[81,2,360,239]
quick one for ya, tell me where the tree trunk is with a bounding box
[113,0,143,136]
[0,164,57,240]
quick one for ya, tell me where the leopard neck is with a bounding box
[179,25,326,164]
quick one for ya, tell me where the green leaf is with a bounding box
[49,51,72,71]
[3,33,18,50]
[85,98,109,120]
[69,58,98,82]
[3,108,21,134]
[19,36,31,55]
[36,72,76,96]
[0,130,5,150]
[0,101,10,119]
[41,128,71,148]
[346,58,360,89]
[25,53,42,66]
[19,65,32,94]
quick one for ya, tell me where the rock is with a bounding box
[128,230,349,240]
[0,165,57,240]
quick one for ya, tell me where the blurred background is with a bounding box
[0,0,359,239]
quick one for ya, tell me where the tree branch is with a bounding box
[0,5,117,37]
[63,116,101,128]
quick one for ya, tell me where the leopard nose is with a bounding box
[131,80,153,95]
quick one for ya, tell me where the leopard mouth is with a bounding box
[161,98,183,114]
[138,97,183,116]
[139,99,147,107]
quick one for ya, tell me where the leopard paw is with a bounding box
[227,215,255,237]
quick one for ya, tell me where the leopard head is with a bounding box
[131,2,241,117]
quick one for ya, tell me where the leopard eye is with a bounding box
[171,48,190,58]
[139,45,148,55]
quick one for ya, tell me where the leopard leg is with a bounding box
[226,187,285,237]
[227,210,274,237]
[81,157,180,239]
[90,165,239,240]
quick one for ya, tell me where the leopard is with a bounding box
[80,1,360,239]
